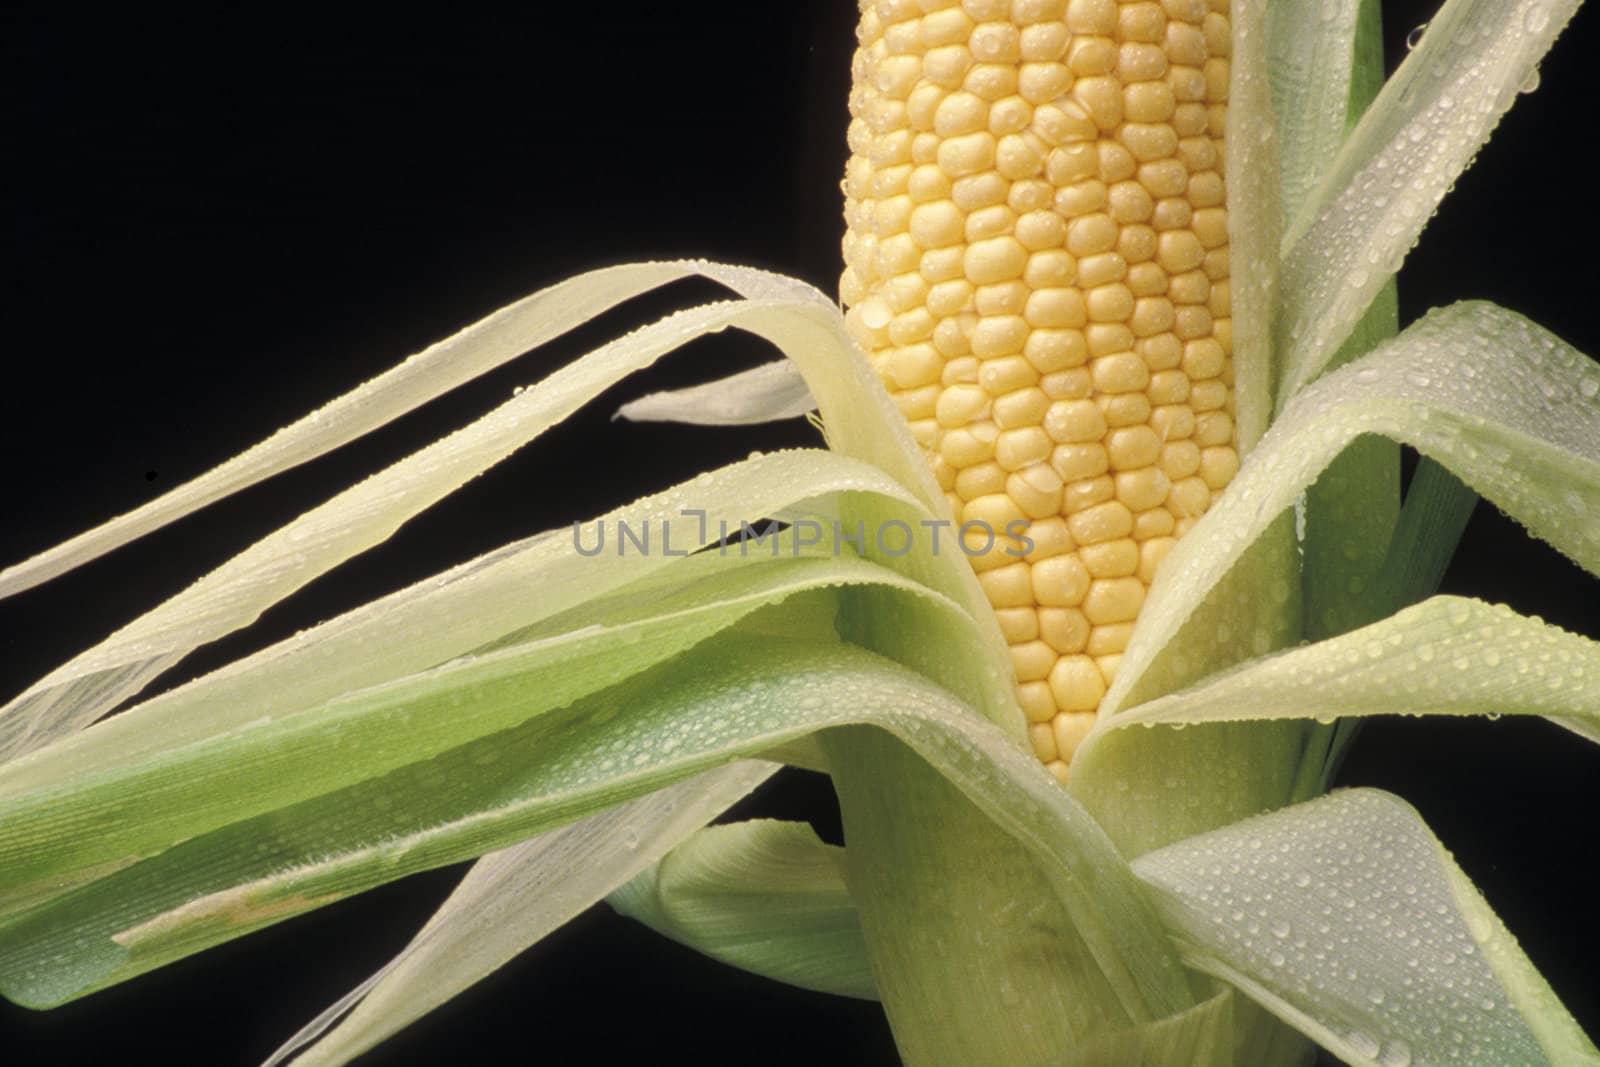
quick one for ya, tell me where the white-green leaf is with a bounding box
[268,761,777,1067]
[1133,789,1600,1066]
[0,450,927,791]
[1276,0,1583,400]
[1107,300,1600,718]
[1265,0,1361,226]
[1225,0,1280,453]
[615,358,815,426]
[1116,595,1600,739]
[0,260,818,602]
[610,818,875,1001]
[1,264,948,767]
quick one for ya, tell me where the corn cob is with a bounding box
[840,0,1236,781]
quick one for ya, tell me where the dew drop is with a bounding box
[859,298,893,330]
[1378,1039,1414,1067]
[1405,22,1429,50]
[1347,1030,1383,1059]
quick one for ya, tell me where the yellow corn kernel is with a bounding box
[842,1,1236,773]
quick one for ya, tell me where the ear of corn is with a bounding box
[840,0,1238,778]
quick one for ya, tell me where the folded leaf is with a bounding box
[1133,789,1599,1066]
[610,818,874,1001]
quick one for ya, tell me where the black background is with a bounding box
[2,2,1597,1064]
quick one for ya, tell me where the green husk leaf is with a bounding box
[1371,458,1478,615]
[1068,516,1308,858]
[266,762,778,1067]
[1298,284,1401,643]
[1300,434,1400,640]
[614,358,815,426]
[1059,983,1236,1067]
[609,818,874,1000]
[1308,452,1478,785]
[618,824,1255,1067]
[1106,300,1600,722]
[1276,0,1584,400]
[0,634,1182,1016]
[1288,0,1399,643]
[825,728,1189,1064]
[1132,789,1600,1066]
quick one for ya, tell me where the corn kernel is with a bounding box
[1048,655,1105,712]
[1039,607,1091,652]
[1032,554,1092,607]
[1030,721,1060,762]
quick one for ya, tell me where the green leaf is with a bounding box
[1276,0,1584,400]
[1370,458,1479,617]
[0,633,1183,1013]
[0,548,946,912]
[610,818,874,1001]
[266,762,777,1067]
[1132,789,1600,1066]
[1308,452,1477,786]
